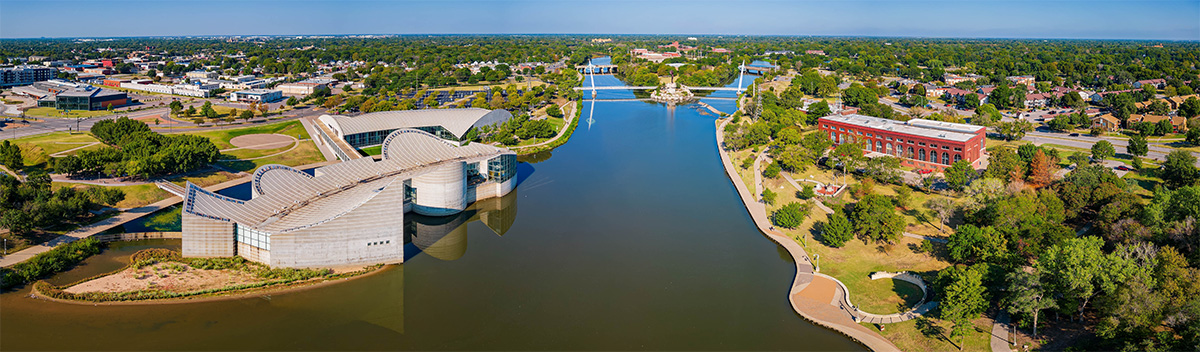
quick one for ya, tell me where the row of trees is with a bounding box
[54,117,220,179]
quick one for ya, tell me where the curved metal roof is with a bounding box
[182,128,513,233]
[320,108,511,139]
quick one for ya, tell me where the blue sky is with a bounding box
[1,0,1197,40]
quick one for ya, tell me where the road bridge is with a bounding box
[576,64,618,74]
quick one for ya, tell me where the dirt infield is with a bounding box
[229,133,294,149]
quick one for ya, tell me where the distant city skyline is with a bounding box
[1,0,1198,40]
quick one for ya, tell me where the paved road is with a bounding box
[0,105,328,140]
[1020,131,1200,166]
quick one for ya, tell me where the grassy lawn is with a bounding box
[221,141,298,159]
[358,145,382,156]
[53,182,172,209]
[24,107,115,119]
[863,315,994,352]
[9,132,100,155]
[171,120,309,149]
[219,140,323,172]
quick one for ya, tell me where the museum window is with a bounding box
[235,224,270,251]
[918,149,926,161]
[488,154,516,183]
[942,152,950,164]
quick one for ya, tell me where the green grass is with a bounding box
[24,107,115,118]
[863,315,994,352]
[221,142,298,160]
[52,182,172,209]
[358,145,382,156]
[9,132,100,156]
[171,120,309,149]
[219,141,324,172]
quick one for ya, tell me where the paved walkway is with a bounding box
[510,102,577,151]
[0,159,339,268]
[715,118,901,352]
[991,311,1013,352]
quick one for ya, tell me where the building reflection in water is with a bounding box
[405,188,519,261]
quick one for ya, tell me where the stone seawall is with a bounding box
[714,118,901,352]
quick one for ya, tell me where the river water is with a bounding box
[0,63,862,351]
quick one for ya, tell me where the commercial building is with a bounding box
[818,114,987,171]
[1,65,57,87]
[33,86,128,111]
[186,70,218,79]
[229,89,282,103]
[171,128,519,268]
[278,79,330,95]
[316,108,511,160]
[119,80,213,97]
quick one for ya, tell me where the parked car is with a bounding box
[1069,133,1080,137]
[1047,111,1056,115]
[916,169,933,175]
[1116,165,1132,171]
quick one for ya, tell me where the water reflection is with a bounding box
[406,190,519,261]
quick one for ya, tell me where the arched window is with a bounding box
[885,144,892,154]
[907,146,914,158]
[919,149,926,161]
[830,131,836,141]
[875,141,882,152]
[954,154,962,163]
[942,152,950,164]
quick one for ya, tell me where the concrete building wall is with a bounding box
[181,213,236,257]
[412,162,467,216]
[238,242,271,264]
[266,178,407,268]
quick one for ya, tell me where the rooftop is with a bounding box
[182,128,512,233]
[320,108,511,140]
[821,114,980,142]
[235,89,281,95]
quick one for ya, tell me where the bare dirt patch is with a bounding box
[65,262,261,294]
[229,133,294,150]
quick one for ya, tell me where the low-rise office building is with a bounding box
[819,114,987,171]
[277,79,329,95]
[172,128,518,268]
[229,89,282,103]
[35,86,128,110]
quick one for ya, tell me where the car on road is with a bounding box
[1116,165,1132,171]
[1069,133,1080,137]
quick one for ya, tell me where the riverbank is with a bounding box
[31,248,387,305]
[714,117,902,352]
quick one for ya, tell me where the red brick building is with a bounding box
[818,114,987,171]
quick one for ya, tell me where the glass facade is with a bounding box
[344,126,461,148]
[488,154,516,183]
[235,224,271,250]
[403,179,416,203]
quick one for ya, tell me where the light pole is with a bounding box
[814,253,820,272]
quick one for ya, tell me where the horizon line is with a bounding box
[1,33,1197,42]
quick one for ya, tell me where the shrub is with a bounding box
[798,184,815,199]
[1,238,104,290]
[762,188,777,205]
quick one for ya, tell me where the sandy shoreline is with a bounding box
[33,264,392,306]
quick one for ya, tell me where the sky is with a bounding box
[1,0,1197,40]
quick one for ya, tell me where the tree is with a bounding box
[1162,150,1199,188]
[822,211,854,247]
[286,96,299,106]
[996,120,1032,141]
[1029,149,1055,186]
[1068,151,1089,167]
[1180,97,1200,118]
[762,162,781,179]
[545,104,563,118]
[0,141,22,170]
[940,265,988,350]
[798,184,816,199]
[1188,128,1200,147]
[1109,93,1136,126]
[1127,134,1148,157]
[925,197,956,233]
[807,100,831,119]
[184,106,196,117]
[852,194,905,244]
[1039,236,1108,321]
[168,100,183,115]
[895,186,913,210]
[943,160,975,191]
[947,224,1006,263]
[240,109,255,121]
[1004,270,1057,337]
[772,202,811,229]
[1091,140,1115,161]
[762,188,777,205]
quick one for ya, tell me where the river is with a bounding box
[0,61,862,351]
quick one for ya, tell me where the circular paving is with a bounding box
[229,133,294,150]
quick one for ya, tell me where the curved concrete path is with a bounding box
[716,118,902,352]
